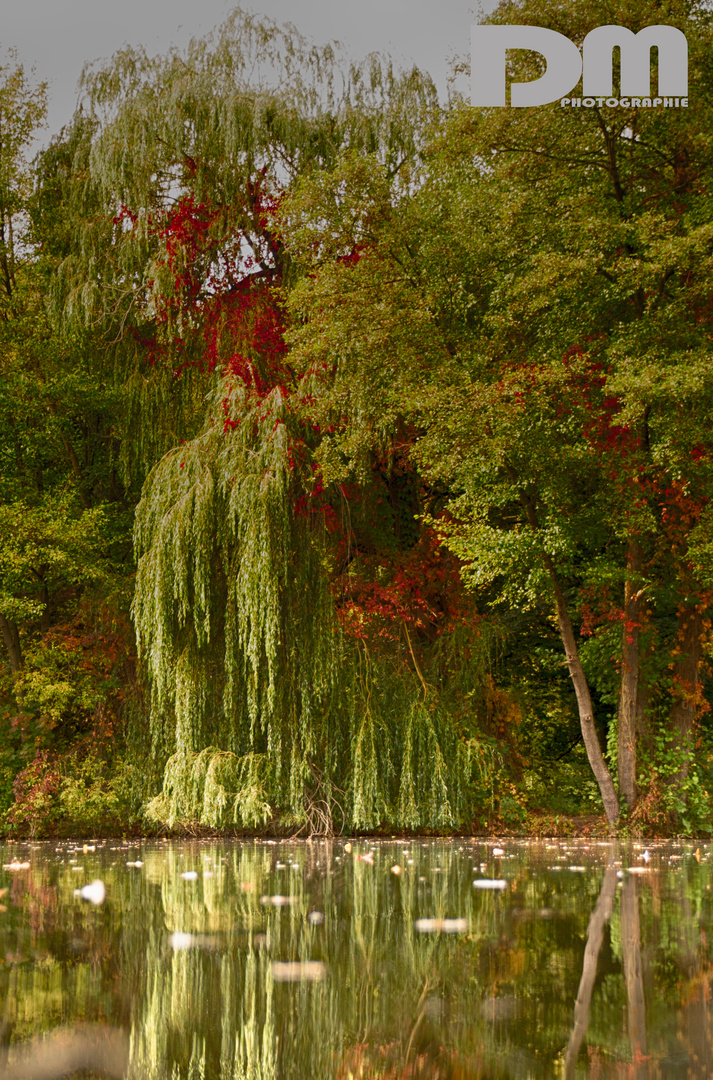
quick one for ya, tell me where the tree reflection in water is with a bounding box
[620,874,647,1079]
[0,841,711,1079]
[563,860,618,1079]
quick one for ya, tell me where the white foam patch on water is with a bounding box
[414,918,468,933]
[168,932,219,950]
[271,961,326,982]
[75,880,106,905]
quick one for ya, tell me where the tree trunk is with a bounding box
[512,478,620,827]
[618,538,642,811]
[39,582,51,634]
[636,666,653,761]
[546,560,620,827]
[563,859,618,1079]
[0,614,23,673]
[669,604,703,806]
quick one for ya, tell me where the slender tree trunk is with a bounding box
[546,560,620,827]
[0,614,23,673]
[563,859,618,1079]
[511,477,620,827]
[621,874,648,1078]
[618,538,642,811]
[669,604,703,797]
[39,582,51,634]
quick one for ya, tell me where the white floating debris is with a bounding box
[567,867,587,872]
[261,895,297,906]
[415,918,468,933]
[180,871,199,881]
[307,910,325,925]
[271,961,327,982]
[473,879,507,890]
[492,848,505,857]
[642,850,651,863]
[74,880,106,905]
[344,843,352,853]
[168,932,218,950]
[126,861,143,868]
[627,867,650,874]
[391,865,402,876]
[3,862,30,871]
[169,932,194,950]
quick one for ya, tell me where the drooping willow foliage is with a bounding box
[46,9,508,832]
[134,346,340,826]
[134,344,503,831]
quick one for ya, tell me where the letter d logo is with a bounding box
[471,25,582,106]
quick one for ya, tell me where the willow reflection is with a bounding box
[0,841,712,1079]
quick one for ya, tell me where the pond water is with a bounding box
[0,837,710,1079]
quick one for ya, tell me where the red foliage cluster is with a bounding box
[335,528,472,644]
[579,585,624,639]
[119,181,479,655]
[8,752,62,830]
[292,465,340,532]
[219,282,291,429]
[127,177,284,379]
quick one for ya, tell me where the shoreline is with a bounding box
[2,812,706,842]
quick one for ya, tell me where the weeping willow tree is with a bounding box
[46,8,507,832]
[133,346,502,831]
[48,6,440,486]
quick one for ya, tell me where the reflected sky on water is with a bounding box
[0,837,711,1079]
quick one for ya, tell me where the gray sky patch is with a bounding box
[3,0,494,145]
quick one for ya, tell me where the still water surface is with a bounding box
[0,838,711,1079]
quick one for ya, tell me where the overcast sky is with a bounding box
[3,0,497,145]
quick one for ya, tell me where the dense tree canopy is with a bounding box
[1,1,712,836]
[283,0,713,829]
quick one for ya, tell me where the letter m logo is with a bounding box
[582,26,687,97]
